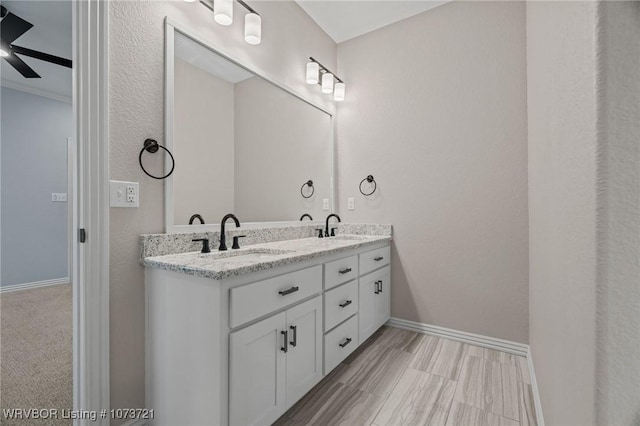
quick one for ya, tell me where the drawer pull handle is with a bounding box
[290,325,297,347]
[338,267,352,275]
[374,256,384,261]
[281,330,288,353]
[339,338,353,348]
[339,300,352,308]
[279,286,300,296]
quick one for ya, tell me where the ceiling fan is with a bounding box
[0,5,72,78]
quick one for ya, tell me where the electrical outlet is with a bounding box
[51,193,67,202]
[347,197,355,210]
[110,180,139,208]
[323,198,330,211]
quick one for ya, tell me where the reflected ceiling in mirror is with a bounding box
[165,23,334,231]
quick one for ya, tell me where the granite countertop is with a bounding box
[143,234,391,280]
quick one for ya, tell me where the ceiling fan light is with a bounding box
[244,13,261,45]
[306,61,319,85]
[214,0,234,26]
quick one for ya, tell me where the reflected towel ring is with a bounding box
[359,175,377,196]
[139,139,175,180]
[300,180,314,198]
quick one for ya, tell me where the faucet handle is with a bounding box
[330,227,338,237]
[232,235,246,250]
[192,238,210,253]
[316,228,324,238]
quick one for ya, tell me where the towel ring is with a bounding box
[300,180,314,198]
[359,175,377,196]
[139,139,175,180]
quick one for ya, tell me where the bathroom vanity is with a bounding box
[143,230,391,426]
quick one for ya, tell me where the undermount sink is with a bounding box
[328,235,371,241]
[199,248,294,262]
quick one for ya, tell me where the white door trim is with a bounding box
[72,0,110,423]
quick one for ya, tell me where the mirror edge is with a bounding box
[163,17,337,233]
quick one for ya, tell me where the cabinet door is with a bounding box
[285,296,323,408]
[358,274,379,343]
[375,267,391,329]
[229,312,287,426]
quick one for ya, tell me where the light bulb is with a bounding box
[334,82,345,101]
[0,48,9,58]
[306,61,319,85]
[321,72,334,94]
[214,0,233,26]
[244,13,261,45]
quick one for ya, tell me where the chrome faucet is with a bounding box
[219,213,240,251]
[324,213,341,237]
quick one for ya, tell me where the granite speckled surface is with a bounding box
[143,233,391,280]
[141,223,391,259]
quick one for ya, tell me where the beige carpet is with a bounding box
[0,284,72,425]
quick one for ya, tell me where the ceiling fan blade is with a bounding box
[12,45,72,68]
[4,53,40,78]
[1,12,33,45]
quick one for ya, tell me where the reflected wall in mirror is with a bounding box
[166,23,334,231]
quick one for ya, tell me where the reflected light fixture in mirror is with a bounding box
[306,57,345,101]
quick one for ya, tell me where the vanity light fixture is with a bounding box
[306,57,346,101]
[194,0,262,45]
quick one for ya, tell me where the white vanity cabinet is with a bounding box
[145,240,391,426]
[229,296,322,426]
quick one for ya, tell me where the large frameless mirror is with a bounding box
[164,21,334,232]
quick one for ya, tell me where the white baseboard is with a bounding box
[386,317,544,425]
[387,317,528,356]
[0,277,70,293]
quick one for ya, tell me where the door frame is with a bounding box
[72,0,110,423]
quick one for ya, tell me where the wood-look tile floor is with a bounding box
[274,326,537,426]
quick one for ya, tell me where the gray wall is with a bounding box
[528,2,640,424]
[336,1,529,343]
[109,0,336,415]
[1,87,71,286]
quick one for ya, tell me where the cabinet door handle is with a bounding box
[281,330,288,353]
[338,267,352,275]
[339,337,353,348]
[374,280,381,294]
[339,300,352,308]
[279,286,299,296]
[289,325,297,347]
[378,280,383,294]
[374,256,384,261]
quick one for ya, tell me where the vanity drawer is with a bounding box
[359,246,390,276]
[324,280,358,332]
[230,265,322,328]
[324,255,358,290]
[324,314,358,374]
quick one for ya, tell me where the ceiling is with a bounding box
[0,1,72,101]
[295,0,449,43]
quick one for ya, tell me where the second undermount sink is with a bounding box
[198,248,294,262]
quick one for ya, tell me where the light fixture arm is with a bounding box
[199,0,260,16]
[308,56,343,85]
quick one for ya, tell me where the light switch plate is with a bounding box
[52,193,67,202]
[110,180,139,208]
[347,197,355,210]
[322,198,330,211]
